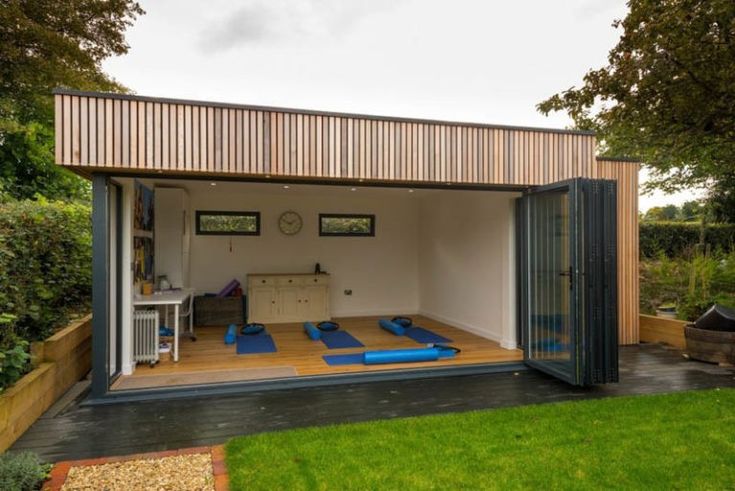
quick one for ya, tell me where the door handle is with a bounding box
[559,267,573,289]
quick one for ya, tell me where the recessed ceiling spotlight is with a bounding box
[445,182,452,186]
[358,179,364,183]
[210,182,217,186]
[350,187,357,192]
[283,185,290,189]
[408,189,414,193]
[265,175,271,179]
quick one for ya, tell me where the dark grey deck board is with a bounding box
[11,344,735,462]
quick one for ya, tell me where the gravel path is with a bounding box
[60,452,214,491]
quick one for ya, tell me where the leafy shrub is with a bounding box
[640,250,735,321]
[640,221,735,258]
[0,340,31,392]
[0,451,52,491]
[0,198,91,348]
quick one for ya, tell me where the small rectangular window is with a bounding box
[319,214,375,237]
[195,211,260,236]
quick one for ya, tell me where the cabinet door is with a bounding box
[301,286,329,320]
[249,287,276,321]
[278,286,300,319]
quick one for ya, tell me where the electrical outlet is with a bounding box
[344,289,353,296]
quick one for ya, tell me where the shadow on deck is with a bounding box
[12,344,735,462]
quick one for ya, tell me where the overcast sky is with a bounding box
[102,0,700,210]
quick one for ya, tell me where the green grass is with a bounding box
[225,389,735,490]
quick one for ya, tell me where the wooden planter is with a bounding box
[0,314,92,452]
[684,325,735,365]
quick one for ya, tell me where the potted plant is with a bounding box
[655,303,678,319]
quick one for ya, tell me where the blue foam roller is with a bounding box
[364,347,442,365]
[379,319,405,336]
[224,324,237,345]
[304,322,321,341]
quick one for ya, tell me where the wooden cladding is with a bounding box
[54,91,597,185]
[597,158,640,345]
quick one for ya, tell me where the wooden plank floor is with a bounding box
[13,344,735,462]
[112,315,522,390]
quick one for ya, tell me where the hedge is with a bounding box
[640,221,735,258]
[0,199,91,349]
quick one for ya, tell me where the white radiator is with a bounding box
[133,310,159,364]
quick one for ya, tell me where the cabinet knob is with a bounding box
[262,280,266,284]
[298,299,302,303]
[271,300,275,304]
[305,299,309,303]
[288,279,292,283]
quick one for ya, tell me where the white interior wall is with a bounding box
[418,191,519,346]
[186,182,421,317]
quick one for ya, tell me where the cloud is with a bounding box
[199,3,275,52]
[199,0,402,53]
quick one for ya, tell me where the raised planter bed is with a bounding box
[0,314,92,452]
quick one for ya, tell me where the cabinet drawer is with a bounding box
[249,277,275,287]
[275,277,304,286]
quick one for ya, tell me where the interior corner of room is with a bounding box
[110,177,523,392]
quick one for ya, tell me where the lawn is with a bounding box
[225,388,735,490]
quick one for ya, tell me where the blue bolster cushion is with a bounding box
[224,324,237,344]
[304,322,321,340]
[241,323,265,335]
[379,319,406,336]
[364,348,439,364]
[317,321,339,332]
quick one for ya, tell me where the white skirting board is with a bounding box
[418,309,517,349]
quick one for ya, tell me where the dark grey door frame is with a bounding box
[91,174,110,397]
[516,178,619,386]
[91,175,124,397]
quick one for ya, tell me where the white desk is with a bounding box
[133,289,194,362]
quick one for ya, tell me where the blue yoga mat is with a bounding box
[236,333,276,354]
[323,353,365,366]
[405,326,452,344]
[320,331,364,349]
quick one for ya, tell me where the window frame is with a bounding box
[318,213,376,237]
[195,210,261,236]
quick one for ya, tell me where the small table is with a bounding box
[133,289,194,362]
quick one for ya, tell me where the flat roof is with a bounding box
[53,88,597,137]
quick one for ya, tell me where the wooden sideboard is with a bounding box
[247,273,330,324]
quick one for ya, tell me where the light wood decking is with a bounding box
[112,315,522,390]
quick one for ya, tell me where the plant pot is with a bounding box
[656,308,678,320]
[684,325,735,365]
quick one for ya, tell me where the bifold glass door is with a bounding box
[517,178,619,386]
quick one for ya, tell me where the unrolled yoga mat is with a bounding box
[236,333,277,354]
[323,353,364,366]
[320,331,364,349]
[405,326,452,344]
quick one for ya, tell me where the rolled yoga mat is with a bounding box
[363,346,457,365]
[379,318,406,336]
[224,324,237,345]
[304,322,321,341]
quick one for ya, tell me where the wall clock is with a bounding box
[278,211,303,235]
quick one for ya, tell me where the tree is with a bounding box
[538,0,735,194]
[0,0,144,200]
[644,205,679,222]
